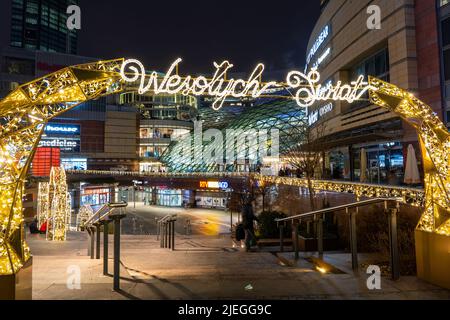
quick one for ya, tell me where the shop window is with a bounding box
[444,49,450,81]
[442,17,450,47]
[350,48,390,110]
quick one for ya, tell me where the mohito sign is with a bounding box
[120,58,374,110]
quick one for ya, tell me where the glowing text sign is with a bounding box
[120,58,375,110]
[45,123,80,135]
[199,181,229,189]
[306,24,331,66]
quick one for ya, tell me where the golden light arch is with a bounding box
[0,58,449,277]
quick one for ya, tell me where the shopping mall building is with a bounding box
[306,0,450,185]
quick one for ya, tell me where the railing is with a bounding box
[257,175,424,207]
[84,201,128,291]
[156,214,177,250]
[66,170,425,208]
[66,169,249,178]
[275,197,403,280]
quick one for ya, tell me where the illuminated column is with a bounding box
[77,205,93,230]
[37,182,50,229]
[46,166,70,241]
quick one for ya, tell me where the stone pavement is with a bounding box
[28,231,450,300]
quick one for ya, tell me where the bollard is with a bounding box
[87,227,92,257]
[103,221,109,275]
[348,208,358,272]
[292,220,299,260]
[89,227,95,259]
[110,212,126,291]
[317,214,323,256]
[159,222,164,248]
[113,217,121,290]
[164,222,169,248]
[279,224,284,252]
[168,221,172,249]
[171,220,175,251]
[96,224,101,259]
[388,208,400,280]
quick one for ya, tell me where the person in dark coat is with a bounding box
[241,198,259,251]
[29,217,39,234]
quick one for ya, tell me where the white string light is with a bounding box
[121,59,375,111]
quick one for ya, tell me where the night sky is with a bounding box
[78,0,320,76]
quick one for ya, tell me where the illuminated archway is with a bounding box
[0,59,448,281]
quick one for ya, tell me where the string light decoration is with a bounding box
[46,166,70,241]
[120,59,375,110]
[77,205,93,230]
[0,57,448,276]
[368,77,450,236]
[66,169,425,207]
[36,182,50,229]
[254,175,425,208]
[0,59,124,275]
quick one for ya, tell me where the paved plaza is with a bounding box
[28,229,450,300]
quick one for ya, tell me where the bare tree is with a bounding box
[284,123,327,211]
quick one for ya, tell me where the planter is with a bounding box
[415,229,450,290]
[298,236,339,252]
[0,256,32,300]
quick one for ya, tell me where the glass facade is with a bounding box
[80,187,111,206]
[351,142,404,185]
[161,98,307,172]
[139,126,190,139]
[120,90,196,173]
[349,48,390,110]
[10,0,78,54]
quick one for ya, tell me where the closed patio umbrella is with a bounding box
[404,144,421,184]
[360,148,368,183]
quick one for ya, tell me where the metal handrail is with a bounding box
[83,201,128,291]
[85,201,128,227]
[84,203,109,226]
[156,214,177,250]
[157,214,177,224]
[275,196,403,280]
[275,197,402,223]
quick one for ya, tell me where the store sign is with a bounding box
[61,158,87,170]
[121,57,374,111]
[45,123,80,135]
[306,24,331,65]
[309,102,334,126]
[39,138,80,152]
[311,47,331,70]
[199,180,229,189]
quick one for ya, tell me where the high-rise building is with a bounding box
[10,0,78,54]
[438,0,450,126]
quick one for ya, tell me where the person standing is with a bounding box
[241,197,259,251]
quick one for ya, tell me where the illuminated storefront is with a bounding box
[61,158,87,170]
[32,147,60,177]
[80,186,112,206]
[39,123,81,152]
